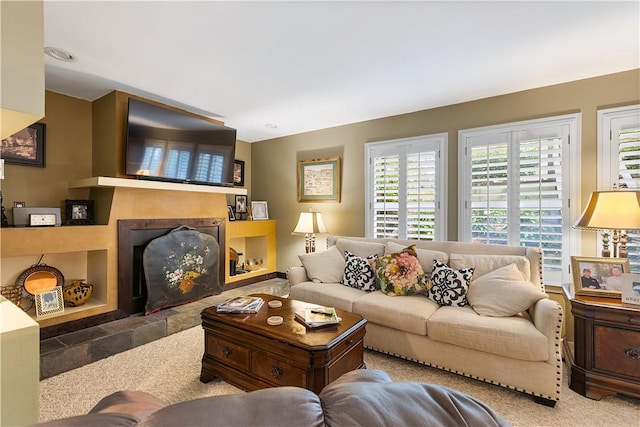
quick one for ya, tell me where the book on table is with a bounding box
[295,306,340,328]
[216,296,264,313]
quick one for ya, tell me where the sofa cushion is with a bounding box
[376,245,429,296]
[353,291,437,336]
[428,260,474,307]
[289,282,364,312]
[385,241,449,274]
[340,250,379,292]
[335,238,386,259]
[468,263,548,317]
[298,246,344,283]
[449,253,531,282]
[427,306,549,361]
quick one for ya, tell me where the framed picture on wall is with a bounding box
[233,160,245,186]
[0,123,46,167]
[297,157,341,202]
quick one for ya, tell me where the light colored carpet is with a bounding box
[40,326,639,426]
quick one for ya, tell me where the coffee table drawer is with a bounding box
[206,336,249,371]
[251,352,306,387]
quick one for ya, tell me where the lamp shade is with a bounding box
[574,190,640,231]
[293,211,328,234]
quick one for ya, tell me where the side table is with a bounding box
[570,298,640,400]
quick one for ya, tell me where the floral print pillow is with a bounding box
[376,245,428,296]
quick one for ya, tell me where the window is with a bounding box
[459,114,580,284]
[365,134,446,241]
[598,105,640,273]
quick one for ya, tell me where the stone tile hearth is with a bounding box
[39,278,290,379]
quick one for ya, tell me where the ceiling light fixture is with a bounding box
[44,47,79,63]
[265,123,278,129]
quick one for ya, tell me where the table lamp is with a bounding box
[574,190,640,258]
[293,209,328,253]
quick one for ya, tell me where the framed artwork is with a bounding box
[251,201,269,220]
[65,199,95,225]
[297,157,341,202]
[0,123,46,167]
[233,160,245,186]
[571,256,630,299]
[227,205,236,221]
[235,195,248,214]
[35,286,64,319]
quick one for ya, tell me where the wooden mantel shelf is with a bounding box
[69,176,247,195]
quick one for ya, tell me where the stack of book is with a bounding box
[295,306,340,328]
[216,296,264,314]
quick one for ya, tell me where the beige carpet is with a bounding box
[40,326,639,426]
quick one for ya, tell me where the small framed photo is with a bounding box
[233,160,245,186]
[235,195,248,214]
[0,123,46,167]
[251,201,269,220]
[65,199,95,225]
[297,156,341,203]
[35,286,64,319]
[13,201,25,208]
[571,256,631,299]
[227,205,236,221]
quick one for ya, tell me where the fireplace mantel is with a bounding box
[69,176,247,195]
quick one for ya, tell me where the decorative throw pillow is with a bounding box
[385,241,449,275]
[298,246,345,283]
[467,263,548,317]
[335,238,386,259]
[449,253,531,282]
[340,250,379,292]
[376,245,428,296]
[428,260,475,307]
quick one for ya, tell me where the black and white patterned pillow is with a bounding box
[340,250,379,292]
[428,260,475,306]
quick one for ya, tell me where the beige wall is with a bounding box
[251,69,640,273]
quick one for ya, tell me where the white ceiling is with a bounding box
[43,1,640,142]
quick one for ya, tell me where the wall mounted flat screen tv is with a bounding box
[125,98,236,187]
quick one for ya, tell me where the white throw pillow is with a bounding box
[298,246,345,283]
[449,253,531,282]
[467,263,548,317]
[385,241,449,274]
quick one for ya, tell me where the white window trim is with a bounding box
[364,133,447,240]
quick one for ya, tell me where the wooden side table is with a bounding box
[570,298,640,400]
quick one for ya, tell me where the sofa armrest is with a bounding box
[287,266,309,285]
[528,298,563,363]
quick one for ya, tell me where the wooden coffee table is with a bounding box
[200,294,367,394]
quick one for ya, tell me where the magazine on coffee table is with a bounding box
[216,296,264,313]
[294,306,340,328]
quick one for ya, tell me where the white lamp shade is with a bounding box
[293,211,328,234]
[574,190,640,231]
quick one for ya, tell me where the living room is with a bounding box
[1,1,639,425]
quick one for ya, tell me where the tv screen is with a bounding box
[125,98,237,186]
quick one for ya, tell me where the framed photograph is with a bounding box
[35,286,64,319]
[233,160,245,186]
[0,123,46,167]
[235,195,248,214]
[571,256,631,299]
[297,157,341,202]
[251,201,269,220]
[227,205,236,221]
[65,199,95,225]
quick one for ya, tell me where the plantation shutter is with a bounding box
[372,153,400,238]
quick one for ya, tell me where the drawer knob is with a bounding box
[222,346,233,357]
[624,347,640,360]
[270,365,283,379]
[629,317,638,324]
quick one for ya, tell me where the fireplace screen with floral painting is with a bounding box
[142,226,222,315]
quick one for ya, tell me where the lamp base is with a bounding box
[305,233,316,253]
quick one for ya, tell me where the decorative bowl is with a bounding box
[245,258,264,271]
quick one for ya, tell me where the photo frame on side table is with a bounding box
[0,123,46,167]
[233,160,245,186]
[297,157,341,202]
[571,256,630,299]
[251,201,269,220]
[65,199,95,225]
[35,286,64,319]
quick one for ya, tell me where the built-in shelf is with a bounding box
[69,176,247,195]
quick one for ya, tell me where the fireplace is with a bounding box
[118,218,226,315]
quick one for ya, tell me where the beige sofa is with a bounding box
[287,236,563,407]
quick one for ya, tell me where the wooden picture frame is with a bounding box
[297,157,341,203]
[0,123,46,167]
[35,286,64,319]
[571,256,631,299]
[233,160,245,186]
[251,201,269,220]
[65,199,95,225]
